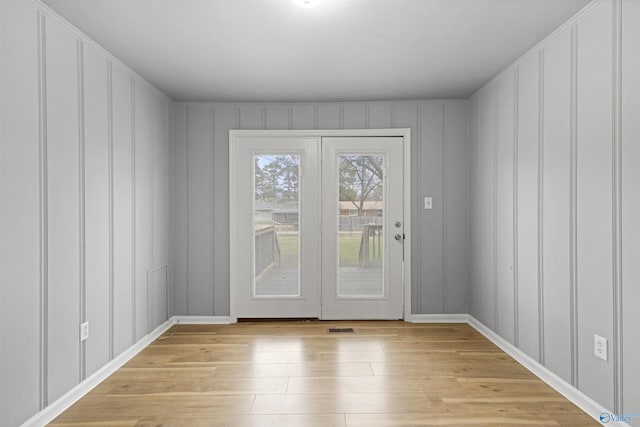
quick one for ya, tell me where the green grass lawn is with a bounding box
[276,233,375,267]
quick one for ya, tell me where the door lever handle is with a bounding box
[394,234,404,241]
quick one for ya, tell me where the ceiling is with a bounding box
[41,0,590,102]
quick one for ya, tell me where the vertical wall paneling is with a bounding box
[291,104,315,129]
[210,105,215,315]
[1,3,172,424]
[111,63,134,356]
[107,62,114,359]
[541,28,573,383]
[569,23,579,387]
[393,103,421,314]
[621,0,640,417]
[418,103,445,313]
[82,43,110,377]
[443,104,449,314]
[342,104,366,129]
[171,104,187,315]
[265,104,288,130]
[496,72,516,344]
[368,104,393,129]
[444,102,469,314]
[213,107,237,316]
[316,104,340,129]
[174,101,469,318]
[469,0,640,415]
[469,87,497,328]
[187,105,214,315]
[516,53,540,360]
[37,8,48,412]
[152,95,170,323]
[611,0,623,415]
[513,69,520,347]
[45,15,81,402]
[611,0,623,413]
[77,40,86,382]
[134,80,151,338]
[0,1,42,424]
[492,91,498,331]
[576,0,614,408]
[239,105,262,130]
[537,50,545,365]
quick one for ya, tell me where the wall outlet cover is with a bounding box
[594,334,607,361]
[80,322,89,341]
[424,197,433,210]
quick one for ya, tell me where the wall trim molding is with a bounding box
[36,8,49,409]
[611,0,623,415]
[130,76,137,344]
[442,103,449,313]
[537,48,545,366]
[21,319,176,427]
[467,315,630,427]
[409,314,469,323]
[171,316,234,324]
[107,60,115,361]
[77,38,87,382]
[569,22,579,388]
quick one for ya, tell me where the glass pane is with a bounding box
[254,154,300,297]
[337,154,384,297]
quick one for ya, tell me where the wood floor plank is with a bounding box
[346,413,562,426]
[48,321,598,426]
[287,376,423,394]
[250,392,432,414]
[132,414,347,427]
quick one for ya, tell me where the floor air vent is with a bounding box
[327,328,355,333]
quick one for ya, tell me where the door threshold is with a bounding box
[237,318,319,322]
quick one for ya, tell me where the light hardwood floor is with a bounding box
[49,321,597,426]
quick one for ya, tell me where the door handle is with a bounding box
[394,234,404,241]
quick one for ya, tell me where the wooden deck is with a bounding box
[49,321,598,426]
[256,267,382,296]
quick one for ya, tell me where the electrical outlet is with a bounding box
[594,334,607,361]
[424,197,433,210]
[80,322,89,342]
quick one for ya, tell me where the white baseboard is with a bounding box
[21,319,176,427]
[408,313,470,323]
[467,316,629,427]
[171,315,235,324]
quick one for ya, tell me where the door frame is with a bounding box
[229,128,411,321]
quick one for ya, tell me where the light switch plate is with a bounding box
[424,197,433,210]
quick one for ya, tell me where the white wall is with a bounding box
[170,101,470,318]
[0,1,171,425]
[469,0,640,420]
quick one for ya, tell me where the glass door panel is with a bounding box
[254,154,300,297]
[337,154,385,297]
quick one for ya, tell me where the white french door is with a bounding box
[230,132,406,320]
[321,137,404,319]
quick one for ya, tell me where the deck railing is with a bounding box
[359,224,383,267]
[255,225,281,278]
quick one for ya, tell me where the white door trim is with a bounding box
[229,128,411,321]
